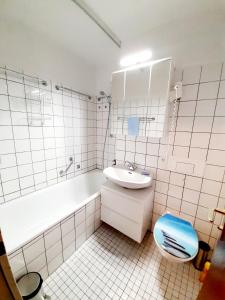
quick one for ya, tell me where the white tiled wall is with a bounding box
[9,196,101,280]
[97,62,225,250]
[0,66,97,204]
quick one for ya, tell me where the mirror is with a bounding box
[111,58,171,138]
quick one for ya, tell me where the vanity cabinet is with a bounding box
[100,181,154,243]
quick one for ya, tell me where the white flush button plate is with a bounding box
[167,156,205,177]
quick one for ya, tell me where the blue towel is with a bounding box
[128,117,139,136]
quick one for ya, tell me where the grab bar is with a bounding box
[59,157,73,177]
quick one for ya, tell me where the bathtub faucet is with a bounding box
[59,157,74,177]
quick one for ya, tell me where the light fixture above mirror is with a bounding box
[120,49,152,67]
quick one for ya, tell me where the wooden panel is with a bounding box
[197,226,225,300]
[0,232,22,300]
[0,266,14,300]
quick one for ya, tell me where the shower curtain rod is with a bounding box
[71,0,121,48]
[55,84,92,99]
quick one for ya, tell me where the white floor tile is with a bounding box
[44,224,201,300]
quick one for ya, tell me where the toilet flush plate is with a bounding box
[167,156,205,177]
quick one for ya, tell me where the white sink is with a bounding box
[103,167,152,189]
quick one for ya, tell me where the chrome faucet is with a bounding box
[124,161,136,171]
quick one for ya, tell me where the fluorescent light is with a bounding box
[120,50,152,67]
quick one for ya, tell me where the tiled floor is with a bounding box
[44,224,201,300]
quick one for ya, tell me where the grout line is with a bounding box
[187,66,202,158]
[205,63,224,162]
[5,67,22,199]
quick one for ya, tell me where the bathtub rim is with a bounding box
[0,170,104,254]
[7,191,101,255]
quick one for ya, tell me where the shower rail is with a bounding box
[117,116,156,122]
[55,84,92,100]
[0,66,48,86]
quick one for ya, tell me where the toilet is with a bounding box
[153,213,198,263]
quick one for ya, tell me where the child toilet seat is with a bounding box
[153,214,198,263]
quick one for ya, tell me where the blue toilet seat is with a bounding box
[153,214,198,261]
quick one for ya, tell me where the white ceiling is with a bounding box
[1,0,225,68]
[86,0,225,41]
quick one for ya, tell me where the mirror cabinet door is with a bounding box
[111,71,125,103]
[147,59,171,137]
[125,67,150,102]
[111,59,171,138]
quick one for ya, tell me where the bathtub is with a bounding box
[0,169,105,254]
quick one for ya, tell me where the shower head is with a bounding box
[99,91,106,96]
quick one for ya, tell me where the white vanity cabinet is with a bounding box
[100,181,154,243]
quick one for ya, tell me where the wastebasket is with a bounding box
[17,272,50,300]
[193,241,210,271]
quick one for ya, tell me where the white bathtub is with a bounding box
[0,170,105,254]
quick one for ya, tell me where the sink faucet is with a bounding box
[124,161,136,171]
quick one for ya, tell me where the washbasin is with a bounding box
[103,167,152,189]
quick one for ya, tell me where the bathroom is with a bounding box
[0,0,225,299]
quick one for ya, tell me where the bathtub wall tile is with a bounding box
[26,252,47,274]
[62,230,75,252]
[76,233,86,250]
[61,214,75,236]
[86,223,95,238]
[23,235,45,264]
[95,208,101,230]
[86,201,95,216]
[76,221,86,237]
[9,195,100,280]
[75,207,85,226]
[8,249,27,280]
[44,224,62,249]
[0,66,97,205]
[39,266,49,281]
[46,240,63,265]
[63,244,75,261]
[48,254,63,275]
[95,196,101,210]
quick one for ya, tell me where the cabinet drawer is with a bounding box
[101,205,142,243]
[101,188,143,223]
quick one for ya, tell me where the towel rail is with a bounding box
[117,116,155,122]
[55,85,91,100]
[0,66,47,86]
